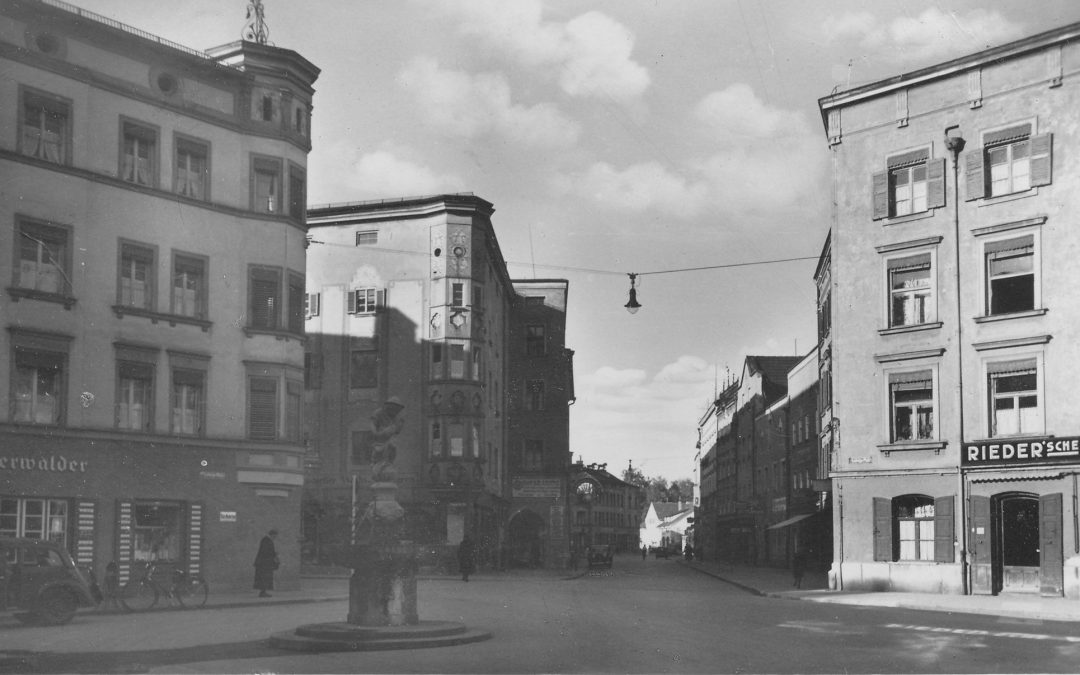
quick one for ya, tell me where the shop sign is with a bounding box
[219,511,237,522]
[963,435,1080,467]
[0,454,87,472]
[512,477,562,499]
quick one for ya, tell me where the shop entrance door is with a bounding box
[995,494,1039,594]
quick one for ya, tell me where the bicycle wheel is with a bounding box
[119,579,158,612]
[175,576,209,608]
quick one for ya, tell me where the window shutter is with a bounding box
[249,378,278,440]
[925,157,946,209]
[964,147,986,201]
[871,171,889,220]
[1030,133,1052,187]
[933,495,954,563]
[969,494,992,594]
[116,500,134,585]
[75,500,96,568]
[1040,492,1064,596]
[347,289,356,314]
[376,288,387,310]
[872,497,892,561]
[187,502,203,577]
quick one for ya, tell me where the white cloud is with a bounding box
[823,8,1024,63]
[430,0,649,99]
[566,84,825,220]
[308,145,464,203]
[397,56,581,147]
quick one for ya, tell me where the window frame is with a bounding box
[19,86,72,165]
[119,117,160,188]
[10,331,71,427]
[287,272,305,335]
[13,216,73,301]
[250,155,283,214]
[171,251,208,320]
[884,251,936,329]
[348,287,384,315]
[288,162,306,221]
[885,367,937,444]
[247,265,282,330]
[117,240,158,311]
[173,134,210,201]
[171,366,206,437]
[525,378,545,411]
[116,360,155,432]
[525,324,546,357]
[982,232,1040,317]
[871,146,944,221]
[893,494,936,562]
[966,120,1052,202]
[983,353,1044,438]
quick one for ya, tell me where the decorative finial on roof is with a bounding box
[243,0,270,45]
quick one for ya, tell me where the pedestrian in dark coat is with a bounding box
[253,529,279,597]
[458,537,475,582]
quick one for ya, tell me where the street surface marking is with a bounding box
[885,623,1080,643]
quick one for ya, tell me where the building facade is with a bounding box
[302,195,574,570]
[820,21,1080,597]
[569,462,642,556]
[1,0,319,591]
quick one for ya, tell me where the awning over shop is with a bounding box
[766,513,816,530]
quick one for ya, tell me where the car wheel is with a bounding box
[35,587,77,625]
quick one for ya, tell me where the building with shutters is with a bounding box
[819,21,1080,597]
[0,0,318,592]
[302,195,574,571]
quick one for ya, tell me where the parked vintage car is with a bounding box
[587,544,614,569]
[0,537,97,625]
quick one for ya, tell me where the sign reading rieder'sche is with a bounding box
[963,436,1080,467]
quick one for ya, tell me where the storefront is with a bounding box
[963,435,1080,598]
[0,430,303,593]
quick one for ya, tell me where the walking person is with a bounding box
[641,545,647,561]
[253,528,280,597]
[458,536,475,582]
[792,547,807,589]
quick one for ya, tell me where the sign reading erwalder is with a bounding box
[963,435,1080,467]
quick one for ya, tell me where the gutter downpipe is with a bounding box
[945,125,969,596]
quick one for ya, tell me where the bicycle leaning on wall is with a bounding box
[119,560,209,611]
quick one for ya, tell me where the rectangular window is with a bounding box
[287,273,305,334]
[526,379,545,411]
[348,288,383,314]
[121,120,157,187]
[305,292,321,318]
[285,381,302,442]
[171,368,204,436]
[132,502,182,562]
[355,231,378,246]
[431,344,444,379]
[119,242,156,310]
[117,362,154,432]
[288,164,306,220]
[0,498,69,546]
[472,424,481,459]
[13,349,64,425]
[248,377,278,440]
[451,283,464,308]
[526,325,546,356]
[472,347,482,381]
[21,89,70,164]
[896,498,935,561]
[989,359,1041,437]
[350,349,378,389]
[522,439,544,471]
[888,253,933,327]
[985,235,1035,315]
[172,254,206,319]
[249,267,281,329]
[430,421,442,458]
[449,344,465,379]
[873,150,944,220]
[449,423,465,457]
[16,219,70,296]
[252,157,282,213]
[890,370,934,442]
[988,139,1031,197]
[175,137,209,200]
[890,163,927,216]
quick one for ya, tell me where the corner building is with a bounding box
[0,1,319,591]
[303,195,573,570]
[820,21,1080,597]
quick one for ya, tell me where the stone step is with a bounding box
[293,620,469,641]
[270,622,492,652]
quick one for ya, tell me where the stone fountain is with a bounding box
[271,398,491,651]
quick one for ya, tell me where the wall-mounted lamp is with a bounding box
[624,273,641,314]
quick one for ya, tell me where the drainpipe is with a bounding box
[945,125,969,595]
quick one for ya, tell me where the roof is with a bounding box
[745,356,803,387]
[651,502,692,520]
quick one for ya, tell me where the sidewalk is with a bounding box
[679,557,1080,623]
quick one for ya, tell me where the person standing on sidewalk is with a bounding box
[458,536,475,582]
[792,548,807,589]
[253,529,280,597]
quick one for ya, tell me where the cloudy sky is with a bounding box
[76,0,1080,481]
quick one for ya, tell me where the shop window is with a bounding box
[889,370,934,442]
[131,502,182,562]
[887,253,934,328]
[171,368,204,436]
[248,266,281,329]
[21,88,71,165]
[116,361,154,432]
[984,235,1036,315]
[118,242,156,310]
[120,120,158,187]
[175,136,209,200]
[966,124,1052,200]
[872,148,944,220]
[988,358,1041,437]
[526,325,546,356]
[15,218,71,297]
[0,498,68,546]
[172,254,206,319]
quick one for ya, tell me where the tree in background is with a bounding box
[621,467,695,507]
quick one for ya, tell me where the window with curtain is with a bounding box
[13,349,64,425]
[121,122,157,186]
[889,370,934,442]
[117,362,153,431]
[171,369,204,436]
[888,253,933,327]
[119,243,155,310]
[252,157,281,213]
[172,255,205,318]
[894,495,935,561]
[17,221,68,295]
[175,137,208,200]
[989,358,1041,437]
[22,91,69,164]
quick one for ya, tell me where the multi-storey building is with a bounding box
[569,462,643,556]
[0,0,319,591]
[820,21,1080,597]
[303,195,574,570]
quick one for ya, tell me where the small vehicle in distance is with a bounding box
[654,546,670,559]
[586,544,614,569]
[0,537,97,625]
